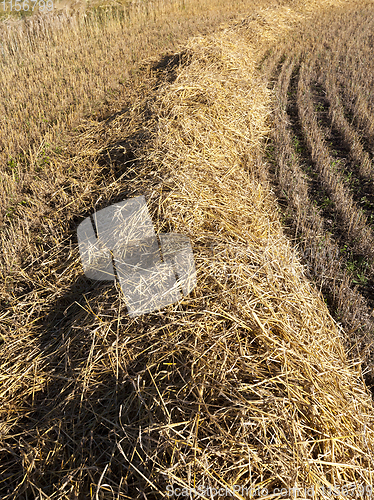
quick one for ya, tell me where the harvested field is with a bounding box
[264,1,374,384]
[1,0,374,499]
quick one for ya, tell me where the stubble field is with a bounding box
[1,0,374,498]
[263,3,374,382]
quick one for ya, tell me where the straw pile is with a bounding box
[1,1,374,498]
[130,10,374,494]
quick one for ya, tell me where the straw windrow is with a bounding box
[133,13,374,493]
[1,0,374,498]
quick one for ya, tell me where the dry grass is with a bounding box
[1,0,374,498]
